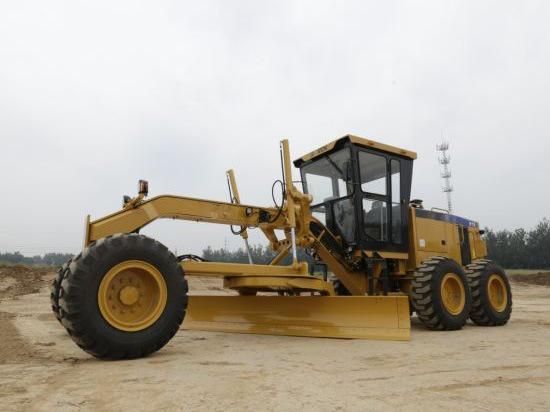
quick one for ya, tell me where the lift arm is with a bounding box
[85,195,287,246]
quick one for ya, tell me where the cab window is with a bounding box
[359,152,387,195]
[302,148,353,206]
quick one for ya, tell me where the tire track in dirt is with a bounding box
[0,312,36,364]
[423,375,550,392]
[1,268,550,411]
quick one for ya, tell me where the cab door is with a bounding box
[356,150,410,252]
[459,226,472,266]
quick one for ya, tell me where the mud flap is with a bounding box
[183,295,411,341]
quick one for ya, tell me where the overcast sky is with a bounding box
[1,1,549,256]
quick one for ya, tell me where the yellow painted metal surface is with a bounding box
[183,295,411,341]
[362,250,409,260]
[226,169,250,241]
[314,241,368,295]
[282,139,297,230]
[440,273,466,315]
[98,260,167,332]
[87,195,286,244]
[415,217,448,254]
[181,261,309,278]
[296,134,417,164]
[407,208,486,269]
[223,276,335,295]
[488,274,508,312]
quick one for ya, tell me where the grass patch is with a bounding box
[506,269,549,276]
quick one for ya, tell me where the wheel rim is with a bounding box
[440,273,466,315]
[98,260,167,332]
[487,274,508,312]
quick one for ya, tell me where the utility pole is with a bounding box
[436,141,453,214]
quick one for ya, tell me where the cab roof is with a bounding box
[294,134,417,167]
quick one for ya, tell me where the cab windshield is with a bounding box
[301,148,353,206]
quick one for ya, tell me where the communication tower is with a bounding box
[436,141,453,213]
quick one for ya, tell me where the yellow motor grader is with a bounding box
[51,135,512,359]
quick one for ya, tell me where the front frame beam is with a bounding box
[86,195,287,245]
[181,260,309,278]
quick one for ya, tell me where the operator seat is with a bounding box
[364,201,387,241]
[332,199,355,244]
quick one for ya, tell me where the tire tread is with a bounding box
[58,233,188,360]
[465,260,512,326]
[411,256,472,331]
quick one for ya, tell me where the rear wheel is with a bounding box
[465,260,512,326]
[59,233,188,359]
[411,257,472,330]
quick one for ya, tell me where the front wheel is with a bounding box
[59,233,188,359]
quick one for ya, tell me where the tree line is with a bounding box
[0,252,74,267]
[202,244,313,265]
[484,218,550,269]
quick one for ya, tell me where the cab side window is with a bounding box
[391,159,402,244]
[359,152,387,195]
[359,152,403,244]
[359,152,389,242]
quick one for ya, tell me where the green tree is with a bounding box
[526,218,550,268]
[485,218,550,269]
[202,244,312,265]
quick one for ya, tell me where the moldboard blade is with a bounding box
[182,295,410,341]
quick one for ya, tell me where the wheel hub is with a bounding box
[488,274,507,312]
[98,260,167,332]
[440,273,465,315]
[119,285,140,306]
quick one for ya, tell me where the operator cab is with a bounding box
[294,135,416,252]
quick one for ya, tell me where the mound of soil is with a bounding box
[0,264,53,299]
[510,272,550,287]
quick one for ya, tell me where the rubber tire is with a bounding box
[465,260,512,326]
[51,259,73,324]
[411,257,472,331]
[59,233,188,360]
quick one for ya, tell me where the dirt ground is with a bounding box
[1,266,550,411]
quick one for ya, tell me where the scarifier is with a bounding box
[51,135,512,359]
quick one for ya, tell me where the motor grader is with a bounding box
[51,135,512,359]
